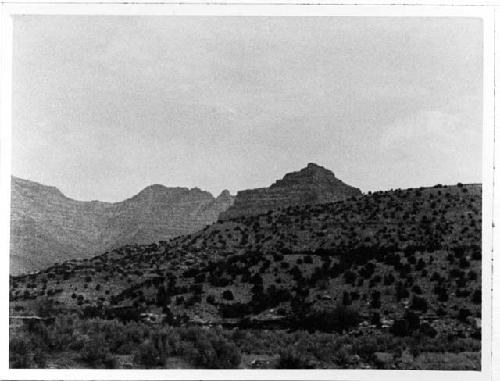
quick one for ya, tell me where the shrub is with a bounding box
[135,340,159,368]
[34,296,56,318]
[179,327,241,368]
[391,319,410,337]
[458,308,471,323]
[9,337,32,368]
[209,337,241,368]
[222,290,234,301]
[300,306,359,333]
[472,290,481,305]
[80,334,114,367]
[277,349,313,369]
[370,290,381,309]
[410,295,428,312]
[343,270,356,285]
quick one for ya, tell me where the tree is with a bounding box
[156,285,170,306]
[344,270,356,285]
[410,295,428,312]
[342,291,352,306]
[370,290,381,309]
[472,290,481,305]
[222,290,234,301]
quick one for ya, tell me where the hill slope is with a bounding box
[11,183,481,338]
[10,177,234,275]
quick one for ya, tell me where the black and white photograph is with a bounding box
[0,3,495,379]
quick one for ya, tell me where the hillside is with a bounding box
[11,183,481,337]
[10,176,234,275]
[219,163,361,220]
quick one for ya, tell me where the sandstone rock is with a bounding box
[219,163,361,220]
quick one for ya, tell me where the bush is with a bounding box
[472,290,481,305]
[300,306,359,333]
[179,327,241,368]
[34,296,56,318]
[391,319,410,337]
[458,308,471,323]
[135,340,159,368]
[222,290,234,301]
[410,295,428,312]
[80,334,115,367]
[277,349,314,369]
[9,337,32,368]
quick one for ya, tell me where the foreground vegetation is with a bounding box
[10,310,480,369]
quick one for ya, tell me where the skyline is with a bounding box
[11,163,483,203]
[12,16,483,202]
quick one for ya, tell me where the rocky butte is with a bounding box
[10,176,234,275]
[219,163,362,220]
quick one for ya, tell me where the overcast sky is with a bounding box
[12,16,483,201]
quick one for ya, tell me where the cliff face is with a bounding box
[219,163,361,220]
[10,177,234,275]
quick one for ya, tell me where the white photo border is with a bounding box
[0,2,495,381]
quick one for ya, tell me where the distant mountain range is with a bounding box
[10,164,362,275]
[10,177,234,275]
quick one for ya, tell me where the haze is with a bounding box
[12,16,483,201]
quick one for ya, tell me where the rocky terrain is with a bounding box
[10,176,234,275]
[219,163,361,220]
[9,164,482,369]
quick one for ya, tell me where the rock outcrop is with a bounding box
[10,177,234,275]
[219,163,361,220]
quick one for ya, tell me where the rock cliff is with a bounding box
[219,163,361,220]
[10,177,234,275]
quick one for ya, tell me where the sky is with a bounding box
[12,16,483,202]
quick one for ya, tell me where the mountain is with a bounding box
[11,183,481,331]
[10,176,234,275]
[219,163,361,220]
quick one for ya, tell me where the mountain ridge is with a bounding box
[10,176,234,275]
